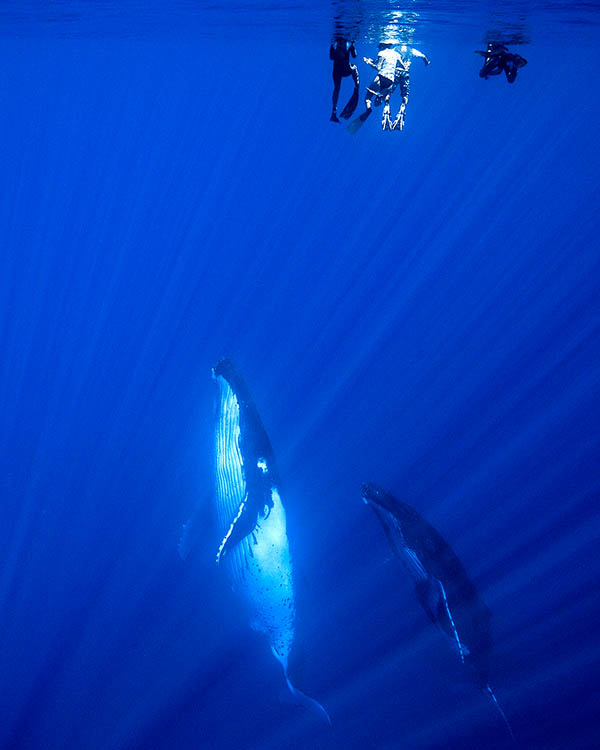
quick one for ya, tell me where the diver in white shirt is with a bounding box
[358,41,430,130]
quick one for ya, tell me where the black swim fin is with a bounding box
[347,108,371,135]
[340,87,359,119]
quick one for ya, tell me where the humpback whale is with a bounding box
[362,483,515,742]
[196,358,330,724]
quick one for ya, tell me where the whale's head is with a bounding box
[212,357,236,383]
[361,482,412,555]
[361,482,414,529]
[361,482,392,511]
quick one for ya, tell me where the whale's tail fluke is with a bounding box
[284,673,332,726]
[272,647,331,726]
[486,684,516,744]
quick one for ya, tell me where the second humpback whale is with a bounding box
[362,482,515,742]
[183,358,330,724]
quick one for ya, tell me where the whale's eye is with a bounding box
[257,458,268,474]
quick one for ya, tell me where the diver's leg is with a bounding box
[398,71,409,104]
[359,78,377,121]
[365,80,376,109]
[392,73,408,129]
[480,58,503,79]
[504,60,518,83]
[392,101,406,130]
[340,66,360,119]
[382,94,392,130]
[331,73,342,121]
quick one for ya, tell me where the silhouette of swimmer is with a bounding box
[329,39,359,122]
[475,42,527,83]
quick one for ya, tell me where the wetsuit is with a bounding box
[330,41,359,121]
[476,44,527,83]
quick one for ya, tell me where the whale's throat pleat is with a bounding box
[214,377,246,541]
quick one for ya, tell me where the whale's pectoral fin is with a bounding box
[415,577,470,660]
[486,684,516,744]
[436,579,469,662]
[216,495,260,563]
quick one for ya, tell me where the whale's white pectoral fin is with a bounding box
[216,495,248,564]
[486,684,516,744]
[437,579,468,662]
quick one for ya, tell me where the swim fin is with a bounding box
[340,87,359,119]
[347,108,371,135]
[391,111,404,130]
[381,102,392,130]
[391,105,405,131]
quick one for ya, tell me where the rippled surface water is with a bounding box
[0,1,599,41]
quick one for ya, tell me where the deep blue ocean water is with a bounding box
[1,2,599,748]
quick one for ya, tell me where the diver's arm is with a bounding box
[363,56,379,70]
[412,48,431,65]
[349,42,357,58]
[329,44,335,60]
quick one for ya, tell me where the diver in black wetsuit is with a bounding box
[330,39,359,122]
[475,42,527,83]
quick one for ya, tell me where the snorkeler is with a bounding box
[329,39,360,122]
[349,41,430,133]
[475,42,527,83]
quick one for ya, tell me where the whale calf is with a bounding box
[185,358,329,724]
[362,482,515,742]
